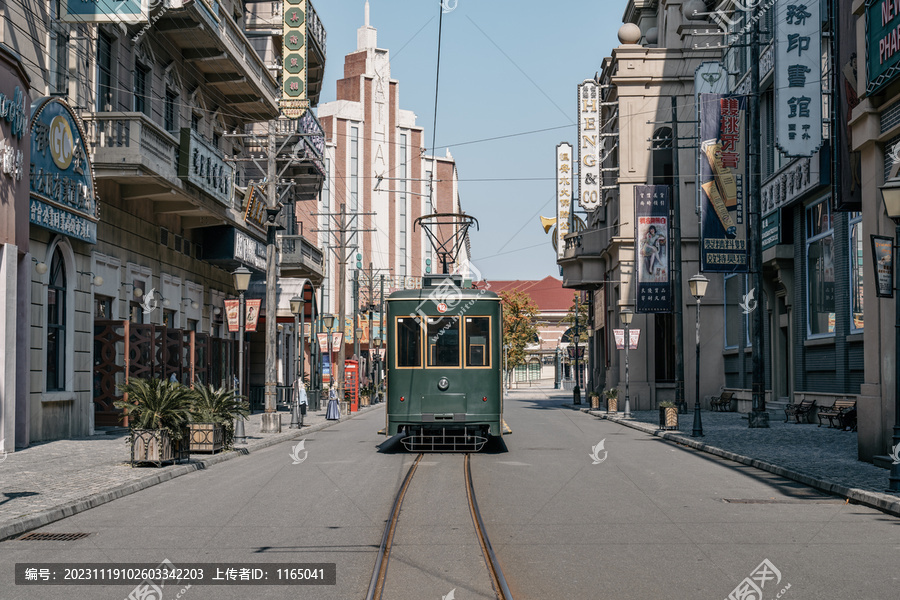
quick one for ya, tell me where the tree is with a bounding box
[500,290,539,375]
[561,292,589,344]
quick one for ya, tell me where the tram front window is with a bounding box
[427,317,459,367]
[465,317,490,367]
[397,318,422,367]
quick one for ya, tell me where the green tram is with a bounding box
[385,276,505,452]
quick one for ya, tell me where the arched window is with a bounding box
[47,248,67,391]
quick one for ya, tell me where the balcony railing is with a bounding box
[81,112,179,181]
[278,234,324,281]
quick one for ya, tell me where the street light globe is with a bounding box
[689,273,710,300]
[621,308,634,326]
[232,265,252,292]
[290,295,304,316]
[322,313,335,329]
[374,338,382,348]
[133,287,143,298]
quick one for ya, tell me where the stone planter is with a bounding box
[659,406,679,430]
[590,395,601,409]
[188,422,224,453]
[360,395,370,408]
[607,397,618,413]
[130,429,188,467]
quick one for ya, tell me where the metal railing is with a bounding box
[82,112,179,180]
[278,234,325,273]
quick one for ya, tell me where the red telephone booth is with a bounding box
[345,360,359,412]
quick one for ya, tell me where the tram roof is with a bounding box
[386,288,500,301]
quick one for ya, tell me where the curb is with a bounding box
[0,404,385,542]
[580,408,900,519]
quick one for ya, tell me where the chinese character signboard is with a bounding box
[556,142,573,259]
[872,235,894,298]
[761,210,781,251]
[835,0,862,211]
[29,97,98,244]
[635,185,672,313]
[178,128,233,206]
[775,0,822,157]
[282,0,309,118]
[243,185,267,234]
[577,80,600,211]
[699,93,748,273]
[866,0,900,94]
[61,0,149,24]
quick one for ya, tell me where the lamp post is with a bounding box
[232,266,252,445]
[373,337,382,403]
[554,345,561,389]
[504,344,510,392]
[289,295,305,429]
[621,308,633,419]
[879,180,900,491]
[573,295,581,404]
[322,312,335,393]
[689,273,709,437]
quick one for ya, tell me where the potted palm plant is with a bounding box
[605,388,619,413]
[659,401,678,430]
[115,377,193,467]
[189,380,248,452]
[589,391,601,410]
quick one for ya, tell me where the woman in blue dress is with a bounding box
[325,385,340,420]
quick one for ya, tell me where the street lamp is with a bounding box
[880,180,900,491]
[688,273,710,437]
[621,308,633,419]
[289,295,305,429]
[322,313,335,392]
[504,344,510,392]
[373,336,382,403]
[573,295,581,405]
[554,345,562,389]
[232,265,252,445]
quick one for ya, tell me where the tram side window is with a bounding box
[465,317,491,367]
[427,317,460,367]
[397,318,422,367]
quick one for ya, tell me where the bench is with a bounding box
[784,399,816,424]
[817,399,857,429]
[709,390,735,412]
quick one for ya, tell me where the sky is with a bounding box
[312,0,630,281]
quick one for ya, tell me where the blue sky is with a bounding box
[313,0,629,281]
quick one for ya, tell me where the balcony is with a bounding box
[558,228,606,290]
[82,112,179,184]
[278,234,324,283]
[157,0,280,120]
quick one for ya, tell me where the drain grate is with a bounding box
[722,498,844,505]
[18,532,92,541]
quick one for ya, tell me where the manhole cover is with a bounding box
[18,532,92,541]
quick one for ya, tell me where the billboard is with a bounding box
[577,80,600,210]
[282,0,309,118]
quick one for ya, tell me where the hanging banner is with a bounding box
[775,0,823,157]
[577,80,600,211]
[872,235,894,298]
[282,0,309,118]
[245,299,262,332]
[834,0,862,211]
[556,142,573,259]
[331,331,344,353]
[613,329,640,350]
[635,185,672,313]
[699,93,748,273]
[225,300,240,333]
[317,332,329,354]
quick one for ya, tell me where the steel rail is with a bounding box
[365,453,423,600]
[465,454,515,600]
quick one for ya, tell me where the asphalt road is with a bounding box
[1,387,899,600]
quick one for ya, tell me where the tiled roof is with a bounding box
[476,276,575,312]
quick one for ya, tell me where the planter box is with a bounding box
[607,398,618,413]
[360,395,370,408]
[590,395,601,409]
[188,422,224,453]
[659,407,679,430]
[130,429,188,467]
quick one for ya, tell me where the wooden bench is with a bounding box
[817,399,857,429]
[784,399,816,424]
[709,390,735,412]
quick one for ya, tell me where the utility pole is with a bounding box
[748,5,769,428]
[353,269,360,360]
[262,120,281,433]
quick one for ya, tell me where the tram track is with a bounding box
[366,453,514,600]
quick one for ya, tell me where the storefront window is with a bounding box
[807,200,835,337]
[850,212,864,331]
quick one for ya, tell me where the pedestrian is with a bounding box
[295,377,309,427]
[325,385,340,420]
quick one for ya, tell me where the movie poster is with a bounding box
[635,185,672,313]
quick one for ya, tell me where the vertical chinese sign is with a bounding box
[699,93,748,272]
[282,0,308,118]
[635,185,672,313]
[556,142,573,259]
[775,0,822,157]
[578,80,600,211]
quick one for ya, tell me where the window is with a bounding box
[94,296,113,319]
[47,249,67,391]
[465,317,490,367]
[350,126,359,212]
[806,200,835,336]
[396,317,421,367]
[399,134,408,276]
[427,317,459,367]
[850,212,864,331]
[163,309,176,328]
[191,113,200,132]
[724,274,743,349]
[134,63,150,115]
[165,90,179,132]
[51,1,68,95]
[97,32,113,111]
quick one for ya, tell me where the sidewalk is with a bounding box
[572,402,900,518]
[0,402,384,541]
